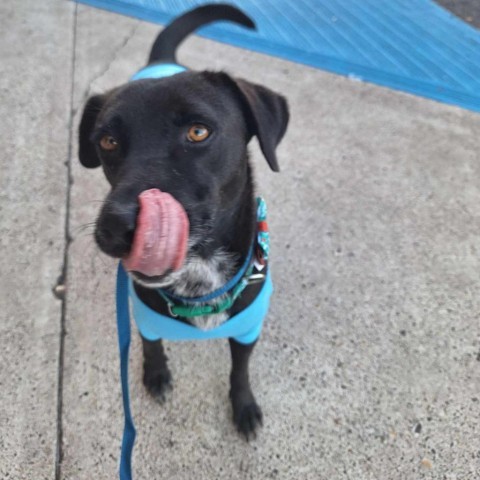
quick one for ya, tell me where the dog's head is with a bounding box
[79,71,288,284]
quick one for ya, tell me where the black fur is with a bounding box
[148,3,255,65]
[78,4,289,439]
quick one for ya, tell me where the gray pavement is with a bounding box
[2,2,480,479]
[436,0,480,28]
[0,1,74,479]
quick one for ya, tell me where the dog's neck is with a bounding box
[197,163,256,262]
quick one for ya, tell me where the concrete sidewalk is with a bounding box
[1,1,479,479]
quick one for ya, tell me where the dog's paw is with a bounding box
[233,400,263,441]
[143,369,173,404]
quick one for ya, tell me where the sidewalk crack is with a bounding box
[75,21,141,117]
[55,3,77,480]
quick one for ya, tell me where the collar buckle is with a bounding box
[247,272,266,285]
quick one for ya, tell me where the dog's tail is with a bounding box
[148,4,255,65]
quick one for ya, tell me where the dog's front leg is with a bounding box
[142,337,172,403]
[228,338,263,440]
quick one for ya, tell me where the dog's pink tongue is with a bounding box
[123,189,189,277]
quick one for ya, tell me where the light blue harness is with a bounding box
[115,63,273,480]
[129,269,272,345]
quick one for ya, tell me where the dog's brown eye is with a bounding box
[187,125,210,142]
[99,135,118,151]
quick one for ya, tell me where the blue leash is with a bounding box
[116,262,136,480]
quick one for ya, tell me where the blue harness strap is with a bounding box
[130,63,187,81]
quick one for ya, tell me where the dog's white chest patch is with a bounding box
[167,250,236,330]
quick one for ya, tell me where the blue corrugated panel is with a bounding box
[77,0,480,112]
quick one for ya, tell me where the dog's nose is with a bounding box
[95,203,138,258]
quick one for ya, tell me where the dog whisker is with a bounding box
[72,222,96,235]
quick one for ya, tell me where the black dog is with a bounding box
[78,4,289,439]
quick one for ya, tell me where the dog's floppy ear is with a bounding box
[78,94,106,168]
[232,78,289,172]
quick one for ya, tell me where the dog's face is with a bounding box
[79,71,288,285]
